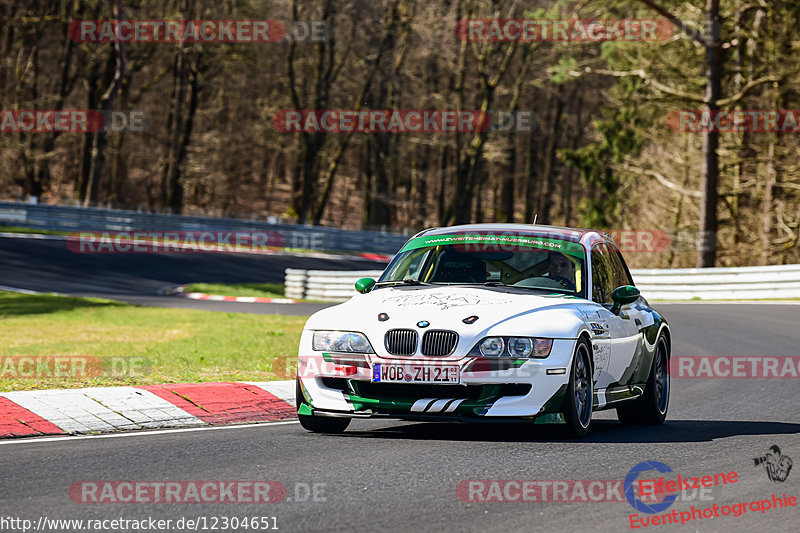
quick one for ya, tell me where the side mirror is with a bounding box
[611,285,640,315]
[355,277,376,294]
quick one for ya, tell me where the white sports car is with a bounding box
[295,224,671,437]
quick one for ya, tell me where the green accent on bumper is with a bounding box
[296,378,314,415]
[537,383,568,415]
[534,413,566,424]
[344,394,498,417]
[322,352,334,362]
[344,382,502,417]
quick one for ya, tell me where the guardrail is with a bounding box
[632,264,800,300]
[284,264,800,302]
[285,269,384,301]
[0,201,409,255]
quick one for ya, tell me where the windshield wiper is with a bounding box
[481,281,573,295]
[374,279,431,287]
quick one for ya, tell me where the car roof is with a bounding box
[414,223,608,247]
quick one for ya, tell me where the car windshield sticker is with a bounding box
[400,233,585,258]
[381,292,510,309]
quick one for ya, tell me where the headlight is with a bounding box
[508,338,532,357]
[312,331,374,353]
[479,337,505,356]
[469,337,553,358]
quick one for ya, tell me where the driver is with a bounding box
[547,252,576,291]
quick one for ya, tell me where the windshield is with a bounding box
[380,233,587,297]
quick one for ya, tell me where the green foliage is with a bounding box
[561,107,646,227]
[182,283,286,298]
[549,55,577,85]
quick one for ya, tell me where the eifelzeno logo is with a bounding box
[625,461,677,514]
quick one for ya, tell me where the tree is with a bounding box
[635,0,777,266]
[85,0,128,207]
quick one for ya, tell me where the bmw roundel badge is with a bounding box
[416,320,430,328]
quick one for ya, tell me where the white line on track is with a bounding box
[0,419,300,446]
[0,284,40,294]
[0,232,65,241]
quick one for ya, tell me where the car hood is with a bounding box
[304,285,592,342]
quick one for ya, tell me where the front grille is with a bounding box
[385,329,418,355]
[353,382,484,400]
[421,330,458,356]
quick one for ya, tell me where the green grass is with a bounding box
[0,291,305,391]
[183,282,286,298]
[0,225,72,236]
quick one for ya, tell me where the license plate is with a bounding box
[372,363,460,384]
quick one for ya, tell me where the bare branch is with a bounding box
[715,75,781,106]
[621,163,702,197]
[635,0,706,45]
[566,67,705,102]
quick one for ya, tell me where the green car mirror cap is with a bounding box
[355,277,376,294]
[611,285,640,314]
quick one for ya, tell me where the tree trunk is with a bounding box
[698,0,722,267]
[538,96,565,225]
[497,136,515,223]
[637,0,723,268]
[524,123,539,223]
[161,0,199,214]
[84,0,127,207]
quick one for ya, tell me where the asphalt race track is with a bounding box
[0,235,380,315]
[2,235,800,532]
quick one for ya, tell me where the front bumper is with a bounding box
[297,334,576,419]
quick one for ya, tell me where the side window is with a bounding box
[591,245,613,304]
[606,243,634,288]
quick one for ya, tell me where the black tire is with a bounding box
[296,378,351,434]
[563,338,593,438]
[617,334,670,425]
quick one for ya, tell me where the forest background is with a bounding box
[2,0,799,268]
